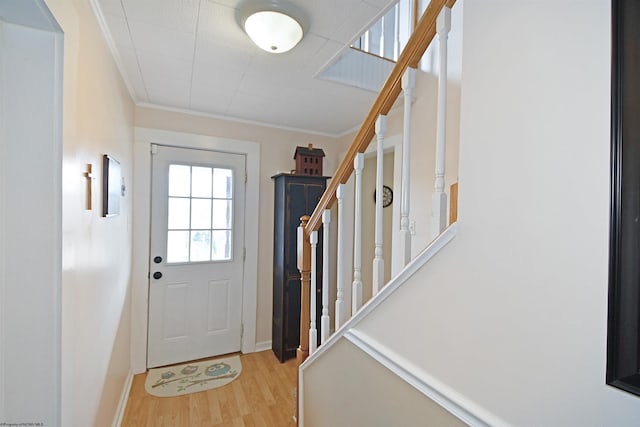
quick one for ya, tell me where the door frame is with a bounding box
[0,1,63,422]
[131,127,260,373]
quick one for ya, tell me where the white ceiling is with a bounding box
[94,0,396,136]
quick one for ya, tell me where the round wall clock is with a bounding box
[373,185,393,208]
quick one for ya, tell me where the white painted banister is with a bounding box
[431,6,451,239]
[335,184,346,329]
[373,115,387,295]
[352,153,364,313]
[309,230,318,355]
[321,210,331,343]
[400,68,415,267]
[297,1,459,420]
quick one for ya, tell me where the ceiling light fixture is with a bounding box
[242,4,304,54]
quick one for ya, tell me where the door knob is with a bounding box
[153,271,163,280]
[153,256,162,264]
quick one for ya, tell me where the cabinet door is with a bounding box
[286,182,308,275]
[284,277,301,355]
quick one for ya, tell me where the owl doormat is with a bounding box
[144,355,242,397]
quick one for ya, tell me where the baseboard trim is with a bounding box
[297,369,304,427]
[254,340,272,352]
[345,329,505,427]
[112,370,134,427]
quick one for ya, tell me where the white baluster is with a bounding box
[309,230,318,355]
[400,68,415,267]
[380,12,386,58]
[321,210,331,344]
[352,153,364,313]
[373,115,386,295]
[394,2,400,61]
[431,7,451,239]
[335,184,346,329]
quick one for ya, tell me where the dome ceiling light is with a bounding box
[240,1,306,54]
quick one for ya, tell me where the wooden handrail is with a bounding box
[304,0,456,235]
[449,182,458,224]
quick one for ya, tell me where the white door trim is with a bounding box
[131,127,260,373]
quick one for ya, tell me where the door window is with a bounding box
[166,164,233,263]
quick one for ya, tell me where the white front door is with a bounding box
[147,145,246,368]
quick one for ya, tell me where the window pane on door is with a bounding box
[191,199,212,229]
[212,230,231,260]
[168,198,190,229]
[212,200,232,229]
[166,164,234,263]
[191,167,212,198]
[213,168,233,198]
[169,165,191,197]
[167,231,190,263]
[190,230,212,262]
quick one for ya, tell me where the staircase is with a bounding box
[296,0,640,425]
[292,0,485,425]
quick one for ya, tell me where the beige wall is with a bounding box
[303,338,467,427]
[44,0,135,425]
[134,107,349,344]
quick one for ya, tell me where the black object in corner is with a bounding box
[607,0,640,398]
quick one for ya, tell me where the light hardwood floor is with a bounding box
[121,350,298,426]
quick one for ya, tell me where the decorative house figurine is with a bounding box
[294,144,325,176]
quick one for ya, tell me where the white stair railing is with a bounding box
[399,68,415,268]
[309,230,318,355]
[298,1,457,379]
[373,115,387,295]
[304,5,455,347]
[352,153,365,313]
[430,6,451,239]
[321,210,331,343]
[335,184,346,330]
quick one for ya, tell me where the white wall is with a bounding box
[42,0,135,425]
[0,6,63,424]
[356,0,640,425]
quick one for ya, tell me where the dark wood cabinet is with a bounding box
[272,173,328,362]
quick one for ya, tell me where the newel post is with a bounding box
[297,215,311,365]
